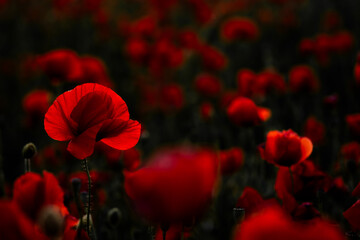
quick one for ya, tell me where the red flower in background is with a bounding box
[80,56,113,88]
[355,53,360,85]
[221,17,259,42]
[122,147,141,171]
[124,147,218,223]
[289,65,319,93]
[194,73,222,98]
[254,70,286,97]
[0,200,44,240]
[341,142,360,164]
[346,113,360,137]
[37,49,83,84]
[44,83,141,159]
[227,97,271,126]
[259,129,313,167]
[198,44,227,71]
[178,29,201,50]
[344,200,360,231]
[125,37,149,65]
[303,117,325,145]
[187,0,213,24]
[159,83,184,112]
[200,102,214,121]
[13,171,68,221]
[219,147,244,175]
[233,207,345,240]
[299,38,315,56]
[22,90,52,119]
[237,69,257,98]
[332,31,353,53]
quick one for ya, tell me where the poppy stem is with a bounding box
[24,158,31,173]
[81,158,92,238]
[289,167,294,195]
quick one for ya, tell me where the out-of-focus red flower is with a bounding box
[227,97,271,126]
[198,44,227,71]
[341,142,360,164]
[124,147,218,223]
[62,215,90,240]
[131,15,157,38]
[22,90,52,118]
[0,200,44,240]
[259,129,313,167]
[123,147,141,172]
[13,171,69,221]
[255,70,286,97]
[200,102,214,121]
[275,160,331,213]
[219,147,244,175]
[80,56,113,88]
[289,65,319,93]
[355,54,360,85]
[37,49,83,84]
[159,83,184,112]
[344,200,360,231]
[44,83,141,159]
[187,0,213,24]
[299,38,315,56]
[125,37,149,65]
[332,31,353,53]
[303,117,325,145]
[178,29,201,50]
[95,141,122,165]
[346,113,360,137]
[221,17,259,42]
[314,34,332,65]
[292,202,321,222]
[233,207,345,240]
[237,69,257,97]
[235,187,274,218]
[194,73,222,98]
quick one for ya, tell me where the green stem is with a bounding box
[82,158,92,237]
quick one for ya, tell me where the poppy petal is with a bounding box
[300,137,313,162]
[43,171,69,216]
[257,107,271,122]
[67,124,102,159]
[100,119,141,150]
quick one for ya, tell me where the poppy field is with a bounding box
[1,0,360,239]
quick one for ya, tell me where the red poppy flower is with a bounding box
[36,49,83,83]
[289,65,319,93]
[219,147,244,175]
[346,113,360,137]
[234,207,345,240]
[292,202,321,222]
[332,31,353,53]
[124,147,218,223]
[187,0,213,24]
[178,29,201,50]
[355,54,360,85]
[259,129,313,167]
[80,56,113,88]
[200,102,214,121]
[130,15,157,38]
[220,17,259,42]
[254,70,286,97]
[12,171,69,221]
[194,73,222,98]
[0,200,45,240]
[237,69,257,97]
[275,160,331,213]
[341,142,360,164]
[22,90,52,119]
[299,38,315,56]
[198,44,227,71]
[159,83,184,112]
[227,97,271,126]
[344,200,360,231]
[125,37,149,65]
[303,117,325,145]
[44,83,141,159]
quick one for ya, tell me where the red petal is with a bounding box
[257,107,271,122]
[300,137,313,162]
[100,119,141,150]
[67,124,102,159]
[43,171,68,216]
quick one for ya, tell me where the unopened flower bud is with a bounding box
[22,142,37,159]
[38,205,64,238]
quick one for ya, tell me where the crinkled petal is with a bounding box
[300,137,313,162]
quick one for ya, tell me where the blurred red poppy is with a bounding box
[198,44,227,71]
[344,200,360,231]
[122,147,141,172]
[44,83,141,159]
[124,147,218,223]
[178,29,201,50]
[159,83,184,112]
[303,117,325,145]
[254,70,286,97]
[37,49,83,84]
[227,97,271,126]
[299,38,315,56]
[341,142,360,164]
[233,207,345,240]
[355,54,360,85]
[221,17,259,42]
[194,73,222,98]
[259,129,313,167]
[200,102,214,121]
[0,200,44,240]
[219,147,244,175]
[289,65,319,93]
[13,171,69,221]
[236,69,257,98]
[22,89,52,120]
[125,37,149,65]
[80,56,113,88]
[346,113,360,137]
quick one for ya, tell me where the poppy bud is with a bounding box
[107,208,122,227]
[22,142,37,159]
[38,205,64,238]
